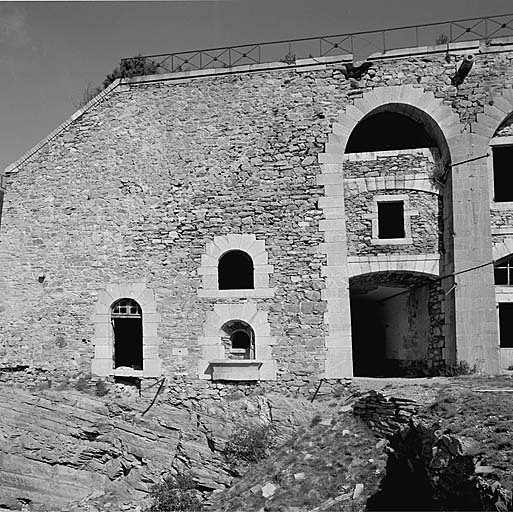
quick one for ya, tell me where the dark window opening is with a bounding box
[493,146,513,202]
[494,256,513,285]
[345,112,435,153]
[499,303,513,348]
[378,201,405,239]
[111,298,143,370]
[218,250,254,290]
[221,320,255,360]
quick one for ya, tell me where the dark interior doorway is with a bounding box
[350,295,386,376]
[111,298,143,370]
[350,272,434,377]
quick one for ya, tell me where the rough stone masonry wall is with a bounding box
[345,190,441,255]
[491,115,513,233]
[344,151,442,255]
[0,45,513,384]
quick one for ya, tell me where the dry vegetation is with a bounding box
[211,375,513,512]
[419,377,513,491]
[213,409,386,512]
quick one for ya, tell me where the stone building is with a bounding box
[1,30,513,389]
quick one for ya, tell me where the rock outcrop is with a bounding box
[0,384,317,511]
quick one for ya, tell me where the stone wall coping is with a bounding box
[4,78,122,175]
[122,38,492,89]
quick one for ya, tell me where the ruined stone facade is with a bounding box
[1,35,513,387]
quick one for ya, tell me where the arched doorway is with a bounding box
[111,298,143,370]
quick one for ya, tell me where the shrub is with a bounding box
[145,473,202,512]
[95,379,109,397]
[75,55,159,109]
[74,377,89,392]
[281,52,296,65]
[310,413,322,428]
[435,33,450,45]
[439,360,476,377]
[224,422,272,464]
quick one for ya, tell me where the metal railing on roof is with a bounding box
[121,13,513,75]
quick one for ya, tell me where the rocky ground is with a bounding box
[0,382,319,511]
[1,375,513,511]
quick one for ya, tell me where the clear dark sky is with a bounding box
[1,0,512,170]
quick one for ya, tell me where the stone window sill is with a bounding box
[208,360,263,381]
[198,288,275,298]
[491,201,513,211]
[371,237,413,246]
[113,367,144,378]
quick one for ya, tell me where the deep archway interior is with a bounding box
[346,111,436,153]
[349,272,436,377]
[343,104,451,172]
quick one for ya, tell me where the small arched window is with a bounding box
[111,298,143,370]
[495,256,513,285]
[221,320,255,360]
[218,250,254,290]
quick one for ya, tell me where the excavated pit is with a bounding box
[366,420,511,511]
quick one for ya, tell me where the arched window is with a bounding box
[218,250,254,290]
[111,298,143,370]
[495,256,513,285]
[221,320,255,359]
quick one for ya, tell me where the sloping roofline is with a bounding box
[3,36,512,177]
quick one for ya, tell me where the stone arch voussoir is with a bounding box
[318,84,463,379]
[493,238,513,262]
[480,86,513,139]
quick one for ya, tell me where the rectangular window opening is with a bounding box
[378,201,405,239]
[493,146,513,202]
[499,303,513,348]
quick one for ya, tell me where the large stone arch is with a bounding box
[318,85,463,378]
[323,85,461,164]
